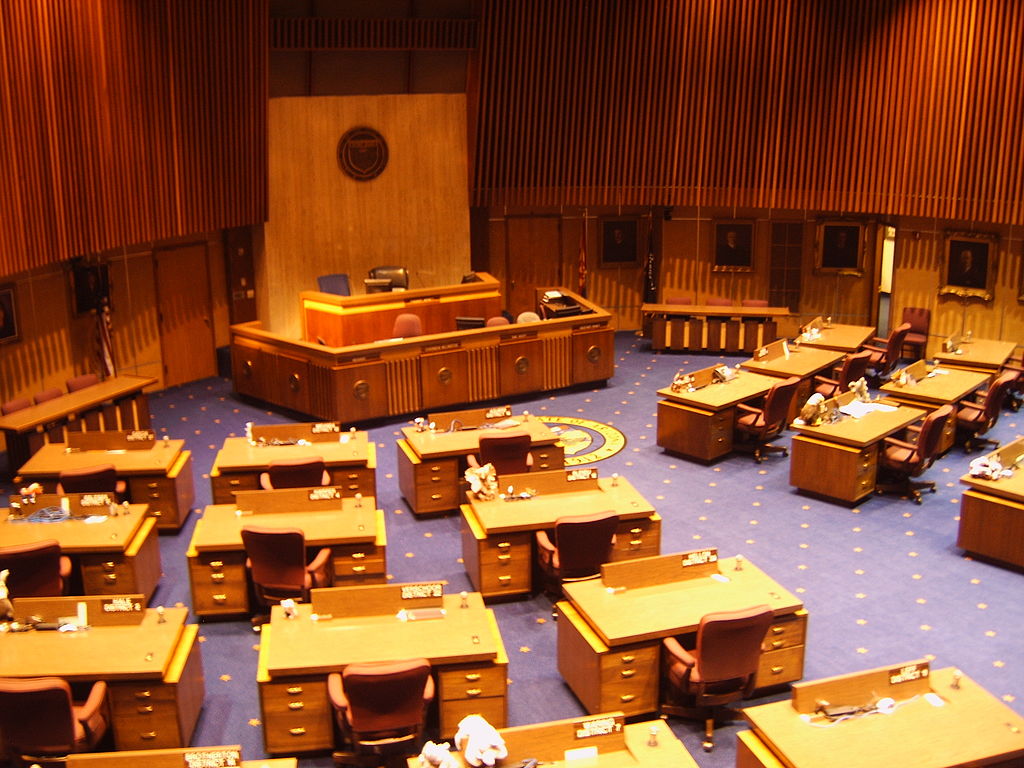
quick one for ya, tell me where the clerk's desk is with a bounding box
[641,302,790,353]
[15,431,196,530]
[398,405,564,516]
[460,468,660,600]
[740,340,845,421]
[934,336,1017,373]
[0,596,204,751]
[187,487,386,618]
[656,365,778,461]
[556,550,806,718]
[68,746,295,768]
[738,661,1024,768]
[794,319,875,353]
[879,360,991,455]
[789,392,927,504]
[957,437,1024,570]
[256,583,508,754]
[408,713,700,768]
[209,423,376,504]
[0,374,155,473]
[2,497,161,601]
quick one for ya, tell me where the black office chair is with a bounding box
[368,266,409,291]
[466,430,533,475]
[813,350,871,398]
[258,456,331,490]
[56,463,126,497]
[735,376,801,462]
[875,404,953,503]
[956,371,1016,453]
[240,526,333,626]
[535,512,618,605]
[317,274,352,296]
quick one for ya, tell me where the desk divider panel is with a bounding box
[310,581,448,618]
[499,467,600,494]
[67,745,244,768]
[9,491,119,516]
[12,594,147,626]
[67,429,156,451]
[755,339,789,363]
[249,421,354,443]
[790,659,933,713]
[232,487,374,515]
[991,437,1024,467]
[499,713,628,761]
[600,549,720,590]
[427,404,512,430]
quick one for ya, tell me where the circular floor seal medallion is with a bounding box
[538,416,627,465]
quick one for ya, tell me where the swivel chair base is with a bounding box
[661,702,740,752]
[875,478,936,505]
[736,440,789,463]
[333,733,418,768]
[962,435,999,455]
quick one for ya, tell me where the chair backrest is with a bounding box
[665,295,693,305]
[369,265,410,290]
[694,605,774,688]
[241,526,310,593]
[762,377,802,432]
[552,512,619,576]
[34,387,63,404]
[477,430,532,475]
[901,306,931,335]
[1,396,31,415]
[317,273,351,296]
[741,299,769,307]
[838,350,872,388]
[914,404,954,469]
[485,316,510,327]
[66,373,100,392]
[705,297,733,306]
[57,463,118,493]
[516,311,541,323]
[392,313,422,338]
[0,676,78,755]
[341,658,432,735]
[980,371,1017,422]
[265,457,327,489]
[0,540,66,597]
[884,323,913,361]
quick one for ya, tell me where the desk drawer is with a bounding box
[437,663,507,702]
[260,678,333,754]
[189,551,248,615]
[530,443,564,471]
[756,645,804,688]
[109,682,181,749]
[612,515,661,559]
[477,532,531,596]
[412,458,460,512]
[127,450,195,530]
[598,643,659,715]
[332,547,386,581]
[762,611,807,650]
[328,466,376,496]
[210,470,260,503]
[439,696,506,738]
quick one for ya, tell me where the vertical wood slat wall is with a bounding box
[0,0,267,277]
[472,0,1024,226]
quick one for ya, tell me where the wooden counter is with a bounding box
[642,302,791,353]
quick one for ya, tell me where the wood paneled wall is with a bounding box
[0,0,267,276]
[261,94,471,337]
[472,0,1024,226]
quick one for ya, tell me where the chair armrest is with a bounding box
[327,671,348,710]
[258,472,272,490]
[736,403,760,416]
[466,454,481,469]
[59,555,73,581]
[883,436,918,452]
[662,636,696,667]
[863,342,886,354]
[535,530,555,568]
[813,375,838,388]
[76,680,109,741]
[957,401,983,417]
[307,547,333,587]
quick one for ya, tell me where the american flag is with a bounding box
[96,297,116,377]
[577,216,588,298]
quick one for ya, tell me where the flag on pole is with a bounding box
[96,297,116,378]
[577,216,588,298]
[643,221,660,303]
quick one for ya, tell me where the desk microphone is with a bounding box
[951,669,962,689]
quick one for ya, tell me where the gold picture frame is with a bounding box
[815,221,863,275]
[941,232,996,302]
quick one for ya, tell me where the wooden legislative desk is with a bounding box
[0,375,155,473]
[187,488,386,618]
[556,552,806,718]
[460,469,661,600]
[0,599,204,751]
[642,302,791,354]
[1,501,161,601]
[230,276,615,423]
[69,746,296,768]
[740,343,845,421]
[789,397,926,504]
[656,367,778,462]
[209,426,376,504]
[879,363,991,455]
[797,323,874,353]
[398,411,564,516]
[16,437,196,530]
[738,663,1024,768]
[957,438,1024,570]
[934,337,1017,373]
[256,584,508,754]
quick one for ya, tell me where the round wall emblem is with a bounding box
[338,126,388,181]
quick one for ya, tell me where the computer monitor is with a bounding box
[364,278,393,294]
[455,316,486,330]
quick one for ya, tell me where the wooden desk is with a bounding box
[1,504,161,600]
[68,746,296,768]
[460,471,661,600]
[642,303,791,353]
[738,665,1024,768]
[16,439,195,530]
[656,370,778,461]
[957,438,1024,569]
[209,433,376,504]
[0,375,155,472]
[556,553,806,717]
[789,400,927,504]
[879,366,990,454]
[934,337,1017,373]
[740,346,845,421]
[397,419,563,516]
[0,602,204,751]
[187,489,386,618]
[798,323,874,353]
[256,585,508,754]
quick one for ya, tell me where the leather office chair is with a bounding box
[240,526,332,626]
[0,540,72,597]
[740,299,769,307]
[66,373,100,392]
[0,677,110,762]
[705,297,733,306]
[391,313,422,338]
[956,371,1016,453]
[900,307,931,359]
[317,273,352,296]
[661,605,773,752]
[875,404,953,503]
[1,396,31,415]
[535,512,618,601]
[368,266,410,291]
[258,456,331,490]
[812,350,871,398]
[665,295,693,305]
[56,463,125,496]
[34,387,63,404]
[485,315,510,327]
[328,658,434,768]
[734,376,801,462]
[466,429,533,475]
[515,311,541,323]
[1004,355,1024,412]
[863,322,911,383]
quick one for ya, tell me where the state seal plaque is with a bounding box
[337,126,388,181]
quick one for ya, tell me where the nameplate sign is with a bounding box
[754,339,787,363]
[233,487,348,515]
[681,547,718,567]
[307,487,342,501]
[310,421,341,434]
[601,551,722,591]
[574,714,624,740]
[791,658,934,713]
[67,429,155,452]
[249,422,347,444]
[12,594,148,626]
[424,342,461,353]
[565,467,598,483]
[183,749,242,768]
[428,404,512,431]
[311,581,447,618]
[889,661,930,686]
[803,316,824,334]
[497,468,597,495]
[9,492,113,518]
[670,365,715,393]
[101,596,144,613]
[992,438,1024,470]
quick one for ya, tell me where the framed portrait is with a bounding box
[71,259,110,315]
[816,221,863,274]
[599,217,640,267]
[713,220,754,272]
[0,283,18,345]
[942,232,996,301]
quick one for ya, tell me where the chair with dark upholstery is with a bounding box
[1,396,31,415]
[535,512,618,601]
[317,274,352,296]
[900,307,931,359]
[515,311,541,323]
[66,373,100,392]
[863,323,911,383]
[34,387,63,404]
[485,316,510,327]
[466,429,533,475]
[956,371,1016,453]
[812,350,871,398]
[328,658,434,768]
[875,404,953,503]
[661,605,774,752]
[56,463,125,497]
[705,297,733,306]
[734,376,801,462]
[391,313,422,338]
[665,295,693,305]
[0,540,72,597]
[0,677,110,762]
[240,526,332,625]
[1004,355,1024,412]
[258,456,330,490]
[368,266,410,291]
[740,299,769,308]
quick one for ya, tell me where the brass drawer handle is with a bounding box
[104,574,118,583]
[464,673,481,682]
[135,690,152,699]
[619,694,635,703]
[770,666,784,675]
[431,476,443,483]
[497,575,511,584]
[289,728,306,736]
[771,626,785,635]
[152,509,162,517]
[288,701,304,710]
[770,640,784,649]
[496,541,511,549]
[620,655,635,663]
[496,554,511,562]
[213,594,227,603]
[140,731,157,740]
[103,561,116,570]
[465,688,482,697]
[137,705,153,714]
[351,552,366,559]
[429,465,442,472]
[629,539,642,547]
[287,686,304,695]
[629,528,642,535]
[147,481,159,489]
[210,560,224,569]
[229,479,242,486]
[430,494,443,501]
[352,565,366,573]
[211,573,225,582]
[346,473,359,480]
[620,669,635,678]
[148,493,161,499]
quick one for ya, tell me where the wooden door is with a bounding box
[155,243,216,387]
[504,216,563,318]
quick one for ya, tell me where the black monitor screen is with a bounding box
[455,316,486,330]
[364,278,392,294]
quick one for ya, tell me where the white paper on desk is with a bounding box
[839,401,897,419]
[932,368,950,374]
[564,746,599,763]
[83,515,107,524]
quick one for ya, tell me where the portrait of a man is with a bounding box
[713,221,754,271]
[0,284,18,344]
[600,218,639,266]
[946,240,988,290]
[820,224,861,271]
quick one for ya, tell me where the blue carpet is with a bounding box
[3,331,1022,768]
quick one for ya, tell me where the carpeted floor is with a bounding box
[3,331,1022,767]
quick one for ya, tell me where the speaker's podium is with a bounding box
[540,290,586,318]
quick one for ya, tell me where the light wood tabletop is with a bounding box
[799,323,875,352]
[934,337,1017,370]
[401,419,557,458]
[17,439,186,477]
[959,437,1024,503]
[1,504,151,553]
[0,375,155,433]
[212,433,371,470]
[879,366,990,404]
[740,347,845,379]
[656,369,777,410]
[192,503,380,551]
[790,401,926,448]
